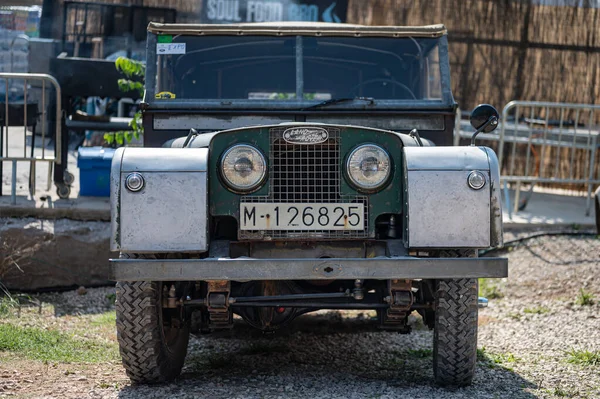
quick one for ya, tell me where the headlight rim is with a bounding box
[345,143,392,193]
[220,143,268,194]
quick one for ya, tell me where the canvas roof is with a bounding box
[147,21,447,38]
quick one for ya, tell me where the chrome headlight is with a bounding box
[346,144,391,191]
[221,144,267,192]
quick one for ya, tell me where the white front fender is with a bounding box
[403,146,503,249]
[110,147,209,253]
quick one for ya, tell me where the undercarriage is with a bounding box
[184,278,433,333]
[114,244,504,334]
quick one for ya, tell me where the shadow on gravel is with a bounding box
[522,236,600,266]
[115,313,539,398]
[35,289,116,317]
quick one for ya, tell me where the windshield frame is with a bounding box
[144,31,455,110]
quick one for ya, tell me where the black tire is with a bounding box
[116,265,190,383]
[433,278,478,387]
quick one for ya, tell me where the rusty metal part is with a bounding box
[258,281,277,330]
[206,281,232,330]
[236,281,303,332]
[380,279,414,333]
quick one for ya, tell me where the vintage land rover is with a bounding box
[109,22,508,386]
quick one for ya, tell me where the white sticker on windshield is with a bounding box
[157,43,186,55]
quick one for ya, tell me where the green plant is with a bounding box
[406,348,433,358]
[479,278,504,299]
[0,324,118,362]
[508,312,522,320]
[523,306,550,314]
[476,347,488,361]
[552,387,577,397]
[491,352,519,363]
[105,293,116,305]
[576,289,595,306]
[104,57,145,146]
[0,294,18,316]
[566,349,600,366]
[89,311,116,328]
[476,347,519,370]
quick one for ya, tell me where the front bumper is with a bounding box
[109,256,508,281]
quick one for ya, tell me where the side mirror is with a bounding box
[469,104,499,146]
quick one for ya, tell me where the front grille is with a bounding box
[240,126,368,239]
[272,126,341,202]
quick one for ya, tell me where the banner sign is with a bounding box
[201,0,348,23]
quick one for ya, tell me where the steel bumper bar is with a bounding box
[109,256,508,281]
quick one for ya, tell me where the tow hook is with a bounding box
[478,297,489,308]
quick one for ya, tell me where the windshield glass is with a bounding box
[154,35,443,102]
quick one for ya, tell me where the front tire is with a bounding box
[433,278,478,387]
[116,279,190,384]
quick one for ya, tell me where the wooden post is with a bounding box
[460,40,474,109]
[512,2,532,101]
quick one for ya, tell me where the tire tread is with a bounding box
[115,254,189,384]
[116,281,163,383]
[433,278,478,387]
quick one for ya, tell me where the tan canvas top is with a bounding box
[147,21,447,38]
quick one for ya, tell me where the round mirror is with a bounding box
[470,104,499,133]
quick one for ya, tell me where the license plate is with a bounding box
[240,203,364,231]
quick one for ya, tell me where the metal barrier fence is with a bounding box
[455,101,600,217]
[499,101,599,216]
[0,73,62,205]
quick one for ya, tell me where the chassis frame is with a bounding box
[109,256,508,281]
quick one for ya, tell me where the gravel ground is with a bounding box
[1,232,599,399]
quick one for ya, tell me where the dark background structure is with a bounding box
[348,0,600,111]
[29,0,599,111]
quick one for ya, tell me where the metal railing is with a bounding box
[0,73,62,205]
[499,101,599,216]
[455,101,600,216]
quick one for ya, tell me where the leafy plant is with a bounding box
[477,347,519,370]
[576,288,595,306]
[566,349,600,366]
[104,57,145,146]
[552,387,577,397]
[105,293,116,305]
[479,278,504,299]
[523,306,550,314]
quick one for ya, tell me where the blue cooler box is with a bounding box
[77,147,116,197]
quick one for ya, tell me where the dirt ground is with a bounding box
[0,232,599,399]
